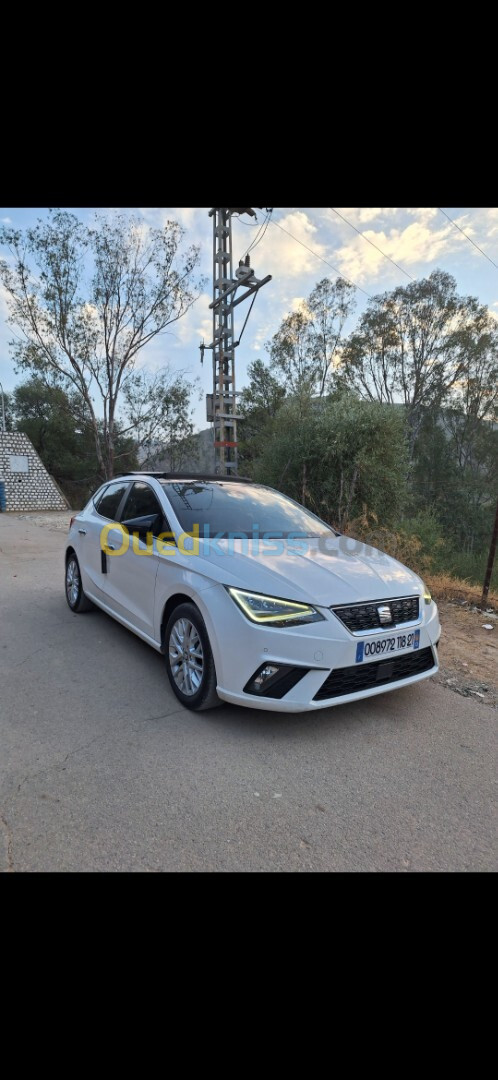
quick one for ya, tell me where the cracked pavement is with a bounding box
[0,511,496,872]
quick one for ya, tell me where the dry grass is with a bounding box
[345,513,497,613]
[425,571,498,611]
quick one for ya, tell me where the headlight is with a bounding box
[421,582,432,604]
[226,587,325,627]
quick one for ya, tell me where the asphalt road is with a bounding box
[0,511,496,873]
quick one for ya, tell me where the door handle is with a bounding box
[78,529,87,535]
[108,544,116,550]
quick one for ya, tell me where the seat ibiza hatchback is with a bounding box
[65,473,440,712]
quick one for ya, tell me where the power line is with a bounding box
[232,215,259,226]
[249,209,272,255]
[268,217,372,299]
[240,210,272,261]
[437,208,498,270]
[329,207,415,280]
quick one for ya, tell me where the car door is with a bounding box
[100,481,169,640]
[80,480,131,597]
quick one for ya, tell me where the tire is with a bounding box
[164,602,221,711]
[65,553,94,613]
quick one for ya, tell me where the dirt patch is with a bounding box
[435,600,498,707]
[14,511,76,532]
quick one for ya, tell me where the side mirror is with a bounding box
[122,513,161,536]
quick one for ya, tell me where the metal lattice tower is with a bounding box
[206,208,271,475]
[211,209,236,473]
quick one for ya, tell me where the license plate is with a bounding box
[355,629,420,662]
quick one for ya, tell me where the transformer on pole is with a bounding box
[204,208,271,475]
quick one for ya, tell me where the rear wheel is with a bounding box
[65,553,94,613]
[164,602,221,711]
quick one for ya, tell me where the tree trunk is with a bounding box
[106,399,115,479]
[89,409,106,480]
[343,466,359,530]
[337,470,344,527]
[481,497,498,608]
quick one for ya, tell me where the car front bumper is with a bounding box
[199,587,440,713]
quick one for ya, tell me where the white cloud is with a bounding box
[391,221,459,263]
[1,216,12,224]
[483,208,498,241]
[332,218,466,284]
[406,207,438,221]
[451,208,498,251]
[333,207,399,224]
[234,210,326,279]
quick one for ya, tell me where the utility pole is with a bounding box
[481,496,498,608]
[204,208,271,475]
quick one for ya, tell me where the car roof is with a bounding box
[115,472,255,483]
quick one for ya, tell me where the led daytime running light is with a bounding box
[227,587,323,626]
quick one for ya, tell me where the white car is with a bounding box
[65,473,440,713]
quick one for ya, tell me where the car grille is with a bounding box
[313,647,435,701]
[332,595,419,633]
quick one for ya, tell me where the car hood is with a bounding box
[195,536,423,607]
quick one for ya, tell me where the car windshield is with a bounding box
[159,481,336,539]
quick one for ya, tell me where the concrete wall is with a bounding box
[0,431,67,511]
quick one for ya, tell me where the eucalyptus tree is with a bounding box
[0,210,203,478]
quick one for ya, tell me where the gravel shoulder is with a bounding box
[435,600,498,708]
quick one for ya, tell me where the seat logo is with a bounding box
[377,604,392,624]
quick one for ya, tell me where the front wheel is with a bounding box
[65,553,94,613]
[164,602,221,711]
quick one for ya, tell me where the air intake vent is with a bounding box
[313,647,435,701]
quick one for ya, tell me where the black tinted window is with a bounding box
[160,482,335,538]
[95,482,129,520]
[121,482,163,529]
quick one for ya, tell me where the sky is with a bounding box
[1,206,497,431]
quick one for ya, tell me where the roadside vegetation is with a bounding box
[239,272,498,598]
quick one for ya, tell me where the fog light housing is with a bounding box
[254,664,279,689]
[243,663,311,699]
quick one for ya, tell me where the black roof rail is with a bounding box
[114,472,255,483]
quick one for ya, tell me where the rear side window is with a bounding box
[95,482,129,520]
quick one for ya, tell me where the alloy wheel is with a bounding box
[169,617,204,696]
[66,558,80,607]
